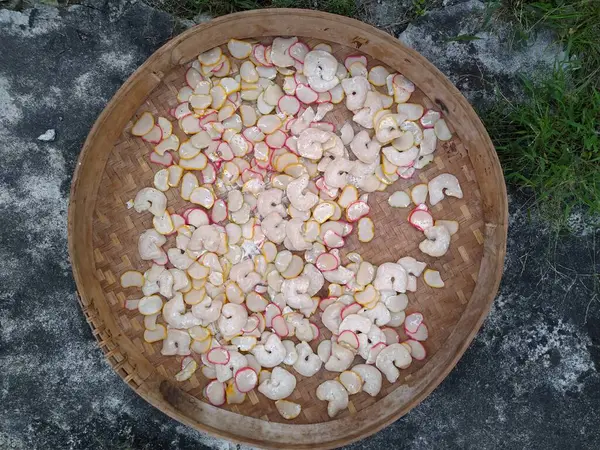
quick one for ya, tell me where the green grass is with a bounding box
[483,0,600,228]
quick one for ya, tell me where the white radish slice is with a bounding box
[271,314,288,337]
[279,95,301,115]
[316,91,332,104]
[138,295,162,315]
[167,165,183,187]
[171,214,185,230]
[339,370,362,394]
[424,269,444,288]
[275,400,302,420]
[435,220,459,235]
[388,191,411,208]
[142,125,162,144]
[398,166,415,179]
[153,211,174,235]
[153,252,168,266]
[310,323,320,340]
[211,199,228,223]
[185,67,204,88]
[382,327,400,345]
[289,41,309,62]
[313,42,332,52]
[339,122,355,146]
[234,367,258,393]
[257,115,282,134]
[368,65,390,86]
[349,62,368,78]
[173,102,192,119]
[186,209,210,227]
[338,330,359,350]
[407,323,429,341]
[177,86,193,103]
[157,117,173,139]
[283,76,298,95]
[323,230,344,248]
[316,253,339,272]
[406,339,427,360]
[434,119,452,141]
[144,324,167,343]
[392,131,414,151]
[199,47,222,65]
[217,142,234,161]
[257,66,278,79]
[120,270,144,288]
[312,202,335,224]
[189,326,211,341]
[201,162,217,184]
[132,112,155,136]
[357,217,375,242]
[404,312,424,334]
[202,365,217,379]
[190,187,215,208]
[410,184,428,205]
[310,121,335,132]
[420,109,441,128]
[243,126,265,143]
[240,60,259,83]
[397,103,424,121]
[228,38,253,59]
[319,297,337,312]
[193,80,211,95]
[265,130,287,149]
[295,84,318,104]
[340,303,361,320]
[263,84,284,106]
[366,342,387,364]
[345,201,370,222]
[257,92,275,115]
[330,84,345,104]
[155,134,180,156]
[344,55,367,70]
[192,336,212,354]
[175,357,198,382]
[207,347,230,365]
[265,304,282,328]
[180,115,202,134]
[408,206,434,231]
[204,380,226,406]
[246,292,268,312]
[150,151,173,167]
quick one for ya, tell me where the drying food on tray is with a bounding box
[123,36,463,419]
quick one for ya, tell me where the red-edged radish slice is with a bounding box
[407,323,429,341]
[265,130,287,149]
[242,316,260,334]
[310,323,320,341]
[186,208,210,227]
[217,142,234,161]
[284,136,299,154]
[155,134,179,156]
[264,304,282,328]
[434,119,452,141]
[132,112,155,136]
[323,230,344,248]
[211,199,228,223]
[289,41,310,62]
[234,367,258,393]
[157,117,173,138]
[404,313,424,334]
[398,166,415,179]
[142,125,162,144]
[340,303,361,320]
[173,102,192,119]
[381,327,400,345]
[406,339,427,360]
[345,201,370,222]
[207,347,230,365]
[271,314,288,337]
[149,151,173,167]
[366,342,387,364]
[263,45,274,66]
[253,44,268,65]
[200,162,217,184]
[357,217,375,242]
[408,207,434,231]
[204,380,226,406]
[338,330,359,350]
[153,251,168,266]
[180,115,202,134]
[295,84,318,104]
[316,253,339,272]
[344,54,367,70]
[420,109,441,129]
[319,296,338,311]
[278,95,301,115]
[185,67,204,88]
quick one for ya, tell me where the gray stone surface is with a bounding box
[1,1,599,449]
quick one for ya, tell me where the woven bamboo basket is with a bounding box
[68,9,507,449]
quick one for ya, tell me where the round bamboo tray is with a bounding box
[68,9,507,449]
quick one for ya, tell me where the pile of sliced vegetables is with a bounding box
[124,36,463,419]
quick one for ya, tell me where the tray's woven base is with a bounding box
[91,38,483,425]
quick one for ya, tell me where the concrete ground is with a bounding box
[0,1,598,449]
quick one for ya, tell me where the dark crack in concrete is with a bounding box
[1,1,599,449]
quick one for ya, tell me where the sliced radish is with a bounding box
[200,162,217,184]
[408,207,434,231]
[207,347,230,365]
[234,367,258,393]
[345,201,370,222]
[142,125,162,144]
[242,315,260,334]
[153,252,168,266]
[185,66,204,87]
[227,39,253,59]
[157,117,173,139]
[316,91,332,104]
[366,342,387,364]
[420,109,441,128]
[265,130,287,149]
[173,102,192,119]
[278,95,301,115]
[271,314,288,337]
[204,380,226,406]
[309,323,320,341]
[246,292,268,312]
[357,217,375,243]
[381,327,400,345]
[132,112,154,136]
[264,303,282,328]
[404,312,424,334]
[211,199,228,223]
[289,41,310,62]
[344,54,367,70]
[295,84,318,104]
[309,121,335,132]
[406,339,427,360]
[407,323,429,341]
[180,115,202,134]
[340,302,361,320]
[338,330,359,350]
[323,230,344,248]
[434,119,452,141]
[316,253,339,272]
[368,65,390,87]
[319,296,338,311]
[149,151,173,167]
[177,86,193,103]
[186,208,210,227]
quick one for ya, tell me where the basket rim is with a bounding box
[68,8,508,449]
